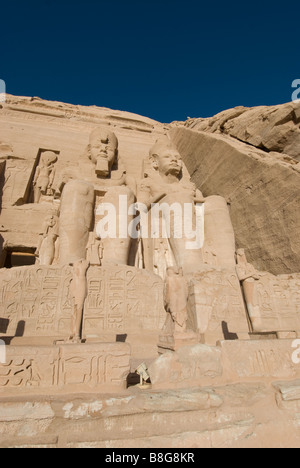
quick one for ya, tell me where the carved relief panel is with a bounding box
[243,273,300,333]
[0,264,166,340]
[83,265,166,337]
[32,150,58,203]
[0,265,73,338]
[0,343,130,392]
[187,267,250,344]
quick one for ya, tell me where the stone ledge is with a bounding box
[0,382,299,448]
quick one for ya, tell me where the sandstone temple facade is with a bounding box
[0,95,299,448]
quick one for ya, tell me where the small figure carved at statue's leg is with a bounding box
[68,258,90,343]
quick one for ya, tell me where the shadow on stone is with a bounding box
[222,321,238,340]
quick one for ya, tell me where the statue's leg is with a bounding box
[166,198,204,275]
[74,306,83,341]
[39,237,55,266]
[203,195,236,268]
[99,186,135,266]
[33,185,41,203]
[59,180,94,265]
[40,178,49,194]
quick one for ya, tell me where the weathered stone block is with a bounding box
[0,342,130,394]
[149,344,223,388]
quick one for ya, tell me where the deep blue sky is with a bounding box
[1,0,299,123]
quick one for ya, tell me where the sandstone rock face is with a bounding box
[180,101,300,161]
[0,94,300,448]
[170,126,300,275]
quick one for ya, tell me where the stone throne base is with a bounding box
[0,263,166,354]
[0,263,167,394]
[158,266,251,353]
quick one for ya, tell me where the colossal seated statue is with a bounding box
[136,137,251,347]
[58,127,136,266]
[137,136,236,276]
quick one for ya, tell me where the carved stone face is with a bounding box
[89,131,117,178]
[45,215,56,228]
[41,151,58,167]
[155,148,182,177]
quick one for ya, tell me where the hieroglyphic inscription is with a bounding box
[0,346,59,389]
[0,264,165,340]
[0,265,73,338]
[83,265,165,336]
[0,343,130,392]
[244,273,300,333]
[219,340,300,379]
[188,267,249,343]
[59,343,130,388]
